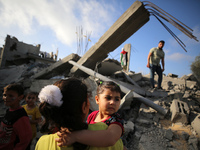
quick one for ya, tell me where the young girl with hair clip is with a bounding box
[56,81,126,150]
[35,78,90,150]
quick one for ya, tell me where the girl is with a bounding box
[22,92,42,150]
[56,81,125,150]
[35,78,90,150]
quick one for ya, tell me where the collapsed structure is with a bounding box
[0,1,199,149]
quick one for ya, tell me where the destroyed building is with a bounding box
[0,1,200,150]
[0,35,57,68]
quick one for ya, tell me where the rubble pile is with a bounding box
[1,1,199,148]
[0,58,199,150]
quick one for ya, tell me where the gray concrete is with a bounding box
[33,53,80,79]
[143,74,197,89]
[191,114,200,139]
[29,79,60,93]
[124,44,131,72]
[97,59,122,76]
[170,99,190,124]
[70,1,149,77]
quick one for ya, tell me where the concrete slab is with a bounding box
[97,59,122,76]
[70,1,149,77]
[33,53,80,79]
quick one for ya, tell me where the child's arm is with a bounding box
[56,124,122,147]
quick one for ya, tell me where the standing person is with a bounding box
[56,81,125,150]
[147,40,165,89]
[22,92,41,150]
[35,78,90,150]
[120,48,128,72]
[0,83,32,150]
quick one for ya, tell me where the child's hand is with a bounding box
[55,127,76,147]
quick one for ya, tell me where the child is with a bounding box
[22,92,41,149]
[0,83,32,150]
[56,81,125,149]
[35,78,90,150]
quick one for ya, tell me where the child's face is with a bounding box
[95,89,121,116]
[3,90,22,109]
[25,94,37,107]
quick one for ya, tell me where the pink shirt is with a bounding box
[87,110,124,134]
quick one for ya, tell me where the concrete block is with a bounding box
[97,59,121,76]
[191,114,200,139]
[170,99,190,124]
[124,121,134,133]
[128,72,142,82]
[164,129,174,140]
[167,73,178,78]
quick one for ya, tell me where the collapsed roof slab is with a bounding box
[33,53,80,79]
[70,1,149,77]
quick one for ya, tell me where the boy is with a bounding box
[0,83,32,150]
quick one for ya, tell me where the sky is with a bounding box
[0,0,199,78]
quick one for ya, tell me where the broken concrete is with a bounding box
[33,54,80,79]
[170,99,190,124]
[0,56,200,149]
[191,114,200,139]
[70,1,149,77]
[0,0,199,148]
[95,58,122,76]
[0,35,56,68]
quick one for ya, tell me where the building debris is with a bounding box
[0,1,200,149]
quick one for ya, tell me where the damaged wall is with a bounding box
[0,35,41,67]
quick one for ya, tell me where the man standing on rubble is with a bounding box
[147,40,165,89]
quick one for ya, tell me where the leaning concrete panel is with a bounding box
[124,44,131,72]
[70,1,149,77]
[33,53,80,79]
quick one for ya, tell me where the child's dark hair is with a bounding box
[25,92,38,97]
[39,78,88,150]
[97,81,122,97]
[25,92,38,100]
[4,83,24,96]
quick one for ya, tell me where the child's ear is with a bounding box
[95,95,99,104]
[82,101,87,114]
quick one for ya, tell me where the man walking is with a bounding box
[147,40,165,89]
